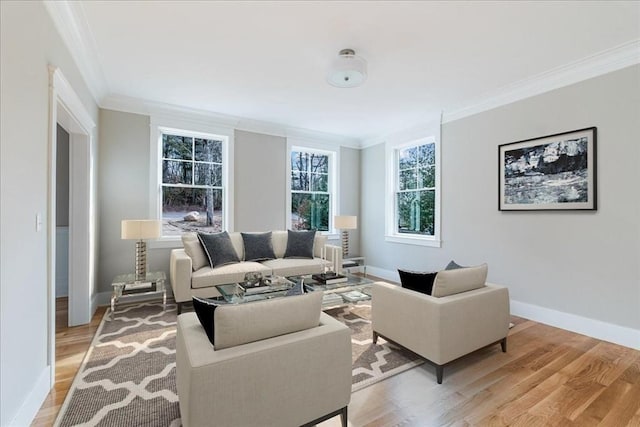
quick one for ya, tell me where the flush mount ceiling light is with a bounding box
[327,48,367,88]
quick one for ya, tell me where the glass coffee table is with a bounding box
[290,273,374,309]
[216,276,296,304]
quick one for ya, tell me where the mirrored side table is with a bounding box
[111,271,166,318]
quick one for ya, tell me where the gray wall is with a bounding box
[56,125,70,226]
[340,146,361,256]
[361,65,640,331]
[234,130,287,231]
[0,2,99,425]
[97,114,360,294]
[98,109,152,292]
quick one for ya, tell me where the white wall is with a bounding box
[361,65,640,344]
[0,2,99,425]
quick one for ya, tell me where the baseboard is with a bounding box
[366,266,399,283]
[8,367,50,427]
[510,300,640,350]
[365,265,639,350]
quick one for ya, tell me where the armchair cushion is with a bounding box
[432,263,488,297]
[214,290,323,350]
[398,269,437,295]
[192,296,228,346]
[198,231,241,267]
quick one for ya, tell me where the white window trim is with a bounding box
[149,115,234,248]
[385,135,441,247]
[286,138,340,239]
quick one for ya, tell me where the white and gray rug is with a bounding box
[55,301,422,426]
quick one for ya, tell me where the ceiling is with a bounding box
[55,1,640,143]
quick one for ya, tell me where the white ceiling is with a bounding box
[58,1,640,143]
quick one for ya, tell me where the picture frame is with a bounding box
[498,127,597,211]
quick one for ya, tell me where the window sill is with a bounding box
[149,237,183,250]
[385,234,441,248]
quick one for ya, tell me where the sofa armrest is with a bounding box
[177,312,352,427]
[324,244,343,273]
[372,281,510,365]
[170,249,193,304]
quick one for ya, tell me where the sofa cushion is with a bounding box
[283,230,316,258]
[214,290,323,350]
[398,269,437,295]
[431,263,488,297]
[191,262,272,289]
[241,232,276,262]
[261,258,326,277]
[182,234,208,271]
[198,231,241,268]
[192,296,228,346]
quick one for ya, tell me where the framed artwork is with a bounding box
[499,127,597,211]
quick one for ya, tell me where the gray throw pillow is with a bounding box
[241,232,276,262]
[283,230,316,258]
[445,260,465,270]
[198,231,241,268]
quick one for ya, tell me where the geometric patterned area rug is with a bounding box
[55,301,424,426]
[325,304,424,392]
[54,302,180,427]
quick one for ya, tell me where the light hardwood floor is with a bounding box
[33,297,639,426]
[31,298,107,427]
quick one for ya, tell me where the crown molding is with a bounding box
[442,39,640,124]
[43,0,109,103]
[101,94,360,148]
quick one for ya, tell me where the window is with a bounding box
[386,136,440,246]
[289,147,336,231]
[154,126,232,238]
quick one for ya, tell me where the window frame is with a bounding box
[286,139,339,237]
[385,135,441,247]
[149,117,234,247]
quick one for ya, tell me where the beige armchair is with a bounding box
[176,292,352,427]
[371,280,510,384]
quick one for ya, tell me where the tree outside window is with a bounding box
[161,132,224,236]
[290,150,330,231]
[396,142,436,235]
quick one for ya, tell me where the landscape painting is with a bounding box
[499,127,597,211]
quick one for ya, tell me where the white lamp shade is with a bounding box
[121,220,162,240]
[334,215,357,230]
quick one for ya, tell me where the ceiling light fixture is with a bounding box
[327,48,367,88]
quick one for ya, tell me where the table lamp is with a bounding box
[121,219,162,281]
[334,215,357,257]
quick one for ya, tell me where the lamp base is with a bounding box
[135,240,147,282]
[341,230,349,258]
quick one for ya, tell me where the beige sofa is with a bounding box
[170,231,334,313]
[176,291,352,427]
[372,276,510,384]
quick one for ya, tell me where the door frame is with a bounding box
[47,65,96,386]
